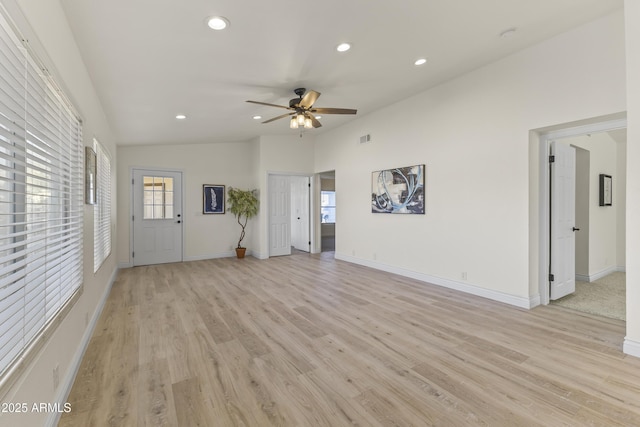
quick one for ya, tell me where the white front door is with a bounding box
[291,176,310,252]
[550,142,576,300]
[269,174,291,257]
[132,169,183,266]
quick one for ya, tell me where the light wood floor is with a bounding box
[59,253,640,426]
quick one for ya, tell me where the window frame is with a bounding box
[93,138,111,273]
[320,190,336,224]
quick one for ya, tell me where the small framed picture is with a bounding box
[203,184,225,214]
[599,174,612,207]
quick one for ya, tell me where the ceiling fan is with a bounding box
[246,88,357,129]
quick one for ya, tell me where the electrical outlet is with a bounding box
[461,272,467,280]
[53,365,60,390]
[373,252,377,260]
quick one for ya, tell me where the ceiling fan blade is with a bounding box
[307,113,322,128]
[246,100,292,110]
[298,90,321,109]
[310,107,357,115]
[262,112,295,124]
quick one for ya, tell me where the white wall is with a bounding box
[254,134,315,258]
[624,0,640,356]
[314,10,626,307]
[117,142,257,264]
[0,1,118,426]
[561,133,622,280]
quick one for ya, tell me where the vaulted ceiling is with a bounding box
[59,0,623,146]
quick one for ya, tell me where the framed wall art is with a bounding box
[372,164,425,214]
[203,184,225,214]
[599,174,612,206]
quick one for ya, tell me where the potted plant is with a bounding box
[227,187,259,258]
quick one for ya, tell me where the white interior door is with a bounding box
[291,176,310,252]
[550,142,576,300]
[132,169,183,266]
[269,175,291,256]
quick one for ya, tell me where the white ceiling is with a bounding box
[59,0,623,146]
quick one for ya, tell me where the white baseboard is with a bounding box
[118,260,133,269]
[184,251,235,262]
[46,267,119,427]
[577,265,625,283]
[335,254,536,309]
[575,273,590,282]
[253,250,268,260]
[623,338,640,359]
[120,250,263,267]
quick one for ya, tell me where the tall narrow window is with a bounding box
[0,11,83,379]
[321,191,336,223]
[93,138,111,272]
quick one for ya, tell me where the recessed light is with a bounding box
[499,27,517,39]
[176,114,187,120]
[207,16,229,30]
[253,115,262,120]
[336,42,351,52]
[414,58,427,66]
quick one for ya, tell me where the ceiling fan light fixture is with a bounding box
[247,88,357,130]
[304,116,313,129]
[206,16,229,30]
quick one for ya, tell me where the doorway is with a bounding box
[131,168,183,266]
[268,173,311,257]
[538,119,626,321]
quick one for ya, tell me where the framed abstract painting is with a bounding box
[371,164,425,214]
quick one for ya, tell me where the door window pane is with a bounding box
[142,176,174,219]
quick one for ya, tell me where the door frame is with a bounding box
[129,167,185,267]
[267,171,316,258]
[537,118,626,305]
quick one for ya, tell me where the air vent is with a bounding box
[359,134,371,144]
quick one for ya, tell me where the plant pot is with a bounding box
[235,247,246,259]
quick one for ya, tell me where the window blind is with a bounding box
[93,138,111,272]
[0,10,83,378]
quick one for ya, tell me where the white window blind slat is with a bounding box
[0,9,83,379]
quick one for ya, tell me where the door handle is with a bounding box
[572,227,580,231]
